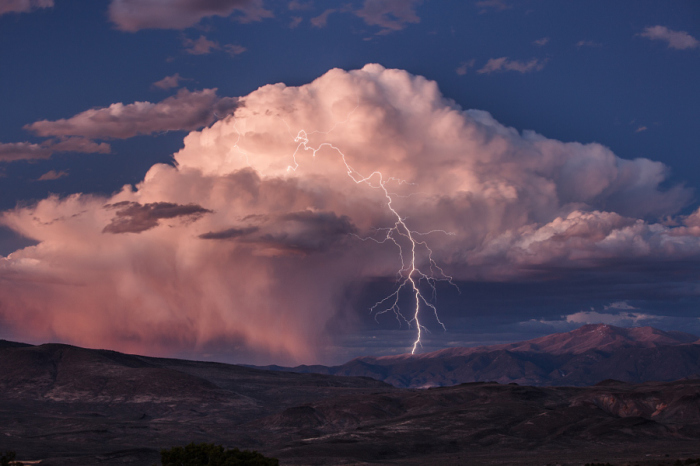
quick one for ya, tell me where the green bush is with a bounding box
[161,442,278,466]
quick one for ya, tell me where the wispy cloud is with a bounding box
[289,16,303,28]
[152,73,186,90]
[477,57,547,74]
[0,0,53,16]
[310,8,336,28]
[0,142,51,162]
[639,25,699,50]
[456,59,475,76]
[224,44,247,56]
[0,137,109,163]
[475,0,511,13]
[183,35,220,55]
[288,0,312,11]
[576,40,602,48]
[533,37,549,46]
[355,0,422,34]
[108,0,272,32]
[25,89,238,140]
[37,170,69,181]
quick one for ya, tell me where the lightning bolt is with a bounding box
[234,102,458,354]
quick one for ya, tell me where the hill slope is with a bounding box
[2,337,700,465]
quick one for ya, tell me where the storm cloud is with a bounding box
[2,65,699,363]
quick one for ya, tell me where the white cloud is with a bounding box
[533,37,549,46]
[640,25,699,50]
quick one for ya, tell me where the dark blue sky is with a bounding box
[1,0,699,362]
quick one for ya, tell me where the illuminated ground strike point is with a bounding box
[238,107,457,354]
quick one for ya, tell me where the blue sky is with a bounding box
[0,0,699,363]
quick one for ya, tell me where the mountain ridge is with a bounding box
[254,324,700,388]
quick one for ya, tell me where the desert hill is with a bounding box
[3,328,700,465]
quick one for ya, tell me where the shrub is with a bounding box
[161,442,278,466]
[0,451,22,466]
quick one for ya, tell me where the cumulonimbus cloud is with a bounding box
[25,89,239,139]
[108,0,272,32]
[1,64,699,363]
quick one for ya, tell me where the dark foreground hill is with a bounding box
[2,340,700,465]
[259,324,700,388]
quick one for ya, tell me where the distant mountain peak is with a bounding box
[366,324,699,363]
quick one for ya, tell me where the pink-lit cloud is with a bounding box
[25,88,238,139]
[0,142,51,162]
[2,65,699,364]
[37,170,69,181]
[47,136,111,153]
[640,25,699,50]
[152,73,186,90]
[108,0,272,32]
[0,137,109,163]
[0,0,53,16]
[183,35,220,55]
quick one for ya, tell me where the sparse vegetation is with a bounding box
[160,442,278,466]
